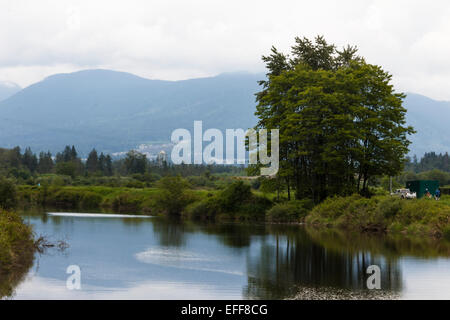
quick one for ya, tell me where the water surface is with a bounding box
[4,211,450,299]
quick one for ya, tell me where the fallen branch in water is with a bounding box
[34,236,69,254]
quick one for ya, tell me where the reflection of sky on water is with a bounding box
[399,258,450,300]
[14,275,240,300]
[9,213,450,300]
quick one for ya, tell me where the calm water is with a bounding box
[3,211,450,300]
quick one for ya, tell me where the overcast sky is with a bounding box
[1,0,450,100]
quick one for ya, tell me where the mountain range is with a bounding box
[0,69,447,157]
[0,81,21,102]
[0,70,261,156]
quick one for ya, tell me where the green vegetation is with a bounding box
[0,177,17,209]
[1,36,449,241]
[306,195,450,238]
[185,181,272,221]
[266,199,314,223]
[254,36,414,202]
[0,210,35,298]
[154,176,195,215]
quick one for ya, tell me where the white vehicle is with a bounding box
[391,188,417,199]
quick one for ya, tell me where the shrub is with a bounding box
[266,199,314,222]
[125,180,145,188]
[0,178,17,209]
[48,189,83,208]
[111,193,143,213]
[0,210,35,298]
[378,197,403,219]
[443,226,450,241]
[154,176,194,215]
[0,210,34,271]
[80,192,103,209]
[185,197,219,220]
[237,195,273,220]
[306,195,450,237]
[216,181,252,212]
[185,181,272,221]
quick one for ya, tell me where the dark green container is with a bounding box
[406,180,440,198]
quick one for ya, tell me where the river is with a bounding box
[3,211,450,299]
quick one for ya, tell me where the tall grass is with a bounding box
[306,195,450,238]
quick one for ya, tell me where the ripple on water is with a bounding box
[135,248,244,276]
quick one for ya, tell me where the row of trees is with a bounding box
[0,146,113,178]
[405,152,450,173]
[0,146,244,181]
[255,36,414,203]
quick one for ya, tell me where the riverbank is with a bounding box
[0,210,35,298]
[15,182,450,239]
[306,194,450,239]
[16,184,213,215]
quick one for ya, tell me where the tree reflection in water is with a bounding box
[244,226,449,299]
[0,249,34,299]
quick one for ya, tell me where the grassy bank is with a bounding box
[13,181,450,239]
[306,194,450,239]
[0,210,35,298]
[16,184,214,215]
[184,181,272,221]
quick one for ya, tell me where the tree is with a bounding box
[124,151,147,174]
[55,161,78,178]
[0,177,17,209]
[104,155,113,176]
[22,147,38,173]
[154,176,193,215]
[98,153,113,176]
[38,151,54,174]
[255,36,414,202]
[86,149,99,174]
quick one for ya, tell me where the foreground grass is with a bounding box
[0,210,35,298]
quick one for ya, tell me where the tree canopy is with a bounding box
[255,36,414,202]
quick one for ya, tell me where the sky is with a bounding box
[1,0,450,100]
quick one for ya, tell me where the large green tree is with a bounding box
[255,36,414,202]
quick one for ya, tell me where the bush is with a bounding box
[443,226,450,241]
[378,197,403,219]
[185,181,272,221]
[80,192,103,209]
[36,174,72,187]
[154,176,194,215]
[187,176,215,188]
[48,189,83,208]
[0,178,17,209]
[185,197,219,220]
[306,195,450,237]
[0,210,34,271]
[111,193,143,213]
[266,199,314,222]
[237,195,272,220]
[0,210,35,298]
[125,180,145,188]
[216,181,252,212]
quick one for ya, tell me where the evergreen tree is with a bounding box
[104,154,113,176]
[22,147,38,173]
[38,151,54,173]
[124,150,147,174]
[86,149,99,174]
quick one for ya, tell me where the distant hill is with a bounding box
[0,70,262,155]
[404,93,450,157]
[0,81,21,102]
[0,69,447,157]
